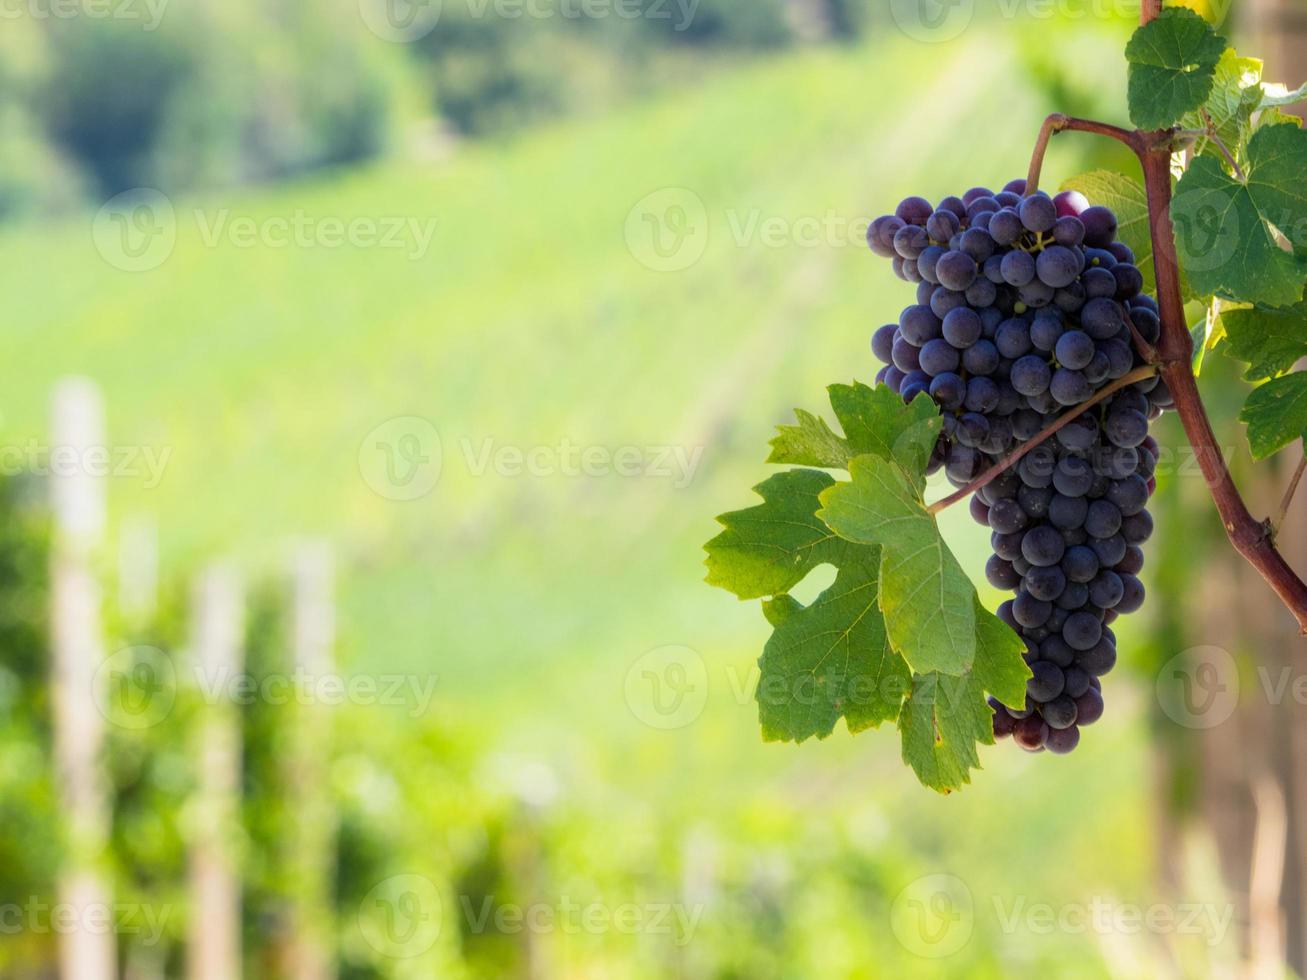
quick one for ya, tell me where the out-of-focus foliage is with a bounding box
[22,11,399,199]
[0,477,59,975]
[0,7,1262,976]
[0,0,886,212]
[0,24,86,220]
[104,580,193,976]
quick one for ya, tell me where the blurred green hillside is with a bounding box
[0,22,1233,975]
[0,25,1130,687]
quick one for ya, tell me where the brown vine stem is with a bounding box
[1025,114,1145,194]
[1015,40,1307,630]
[1136,130,1307,632]
[927,365,1159,516]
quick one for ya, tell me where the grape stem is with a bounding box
[926,364,1159,516]
[1122,308,1159,365]
[1024,115,1145,195]
[1275,453,1307,537]
[1199,108,1246,180]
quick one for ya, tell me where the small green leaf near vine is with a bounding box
[1126,7,1226,130]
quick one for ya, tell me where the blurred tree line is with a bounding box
[0,0,872,221]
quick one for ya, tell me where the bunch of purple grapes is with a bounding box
[866,179,1170,755]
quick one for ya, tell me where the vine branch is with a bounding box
[932,0,1307,631]
[927,365,1159,516]
[1026,94,1307,632]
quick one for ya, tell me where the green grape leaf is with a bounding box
[763,594,801,628]
[1191,307,1213,373]
[1221,302,1307,381]
[818,453,976,676]
[1172,123,1307,307]
[768,409,851,469]
[828,386,941,481]
[1261,80,1307,108]
[1179,49,1265,168]
[897,669,990,794]
[1061,170,1158,295]
[769,384,942,481]
[1241,372,1307,459]
[707,375,1029,791]
[897,598,1030,794]
[972,600,1031,710]
[756,561,911,743]
[705,469,856,600]
[1258,107,1304,130]
[1126,8,1227,130]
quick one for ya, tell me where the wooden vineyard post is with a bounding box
[283,542,338,980]
[186,565,245,980]
[49,378,115,980]
[117,517,159,628]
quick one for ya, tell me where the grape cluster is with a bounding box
[866,179,1169,755]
